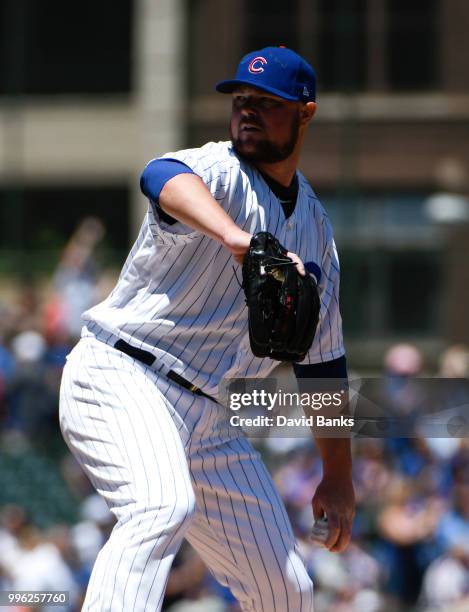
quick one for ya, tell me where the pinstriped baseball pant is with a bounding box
[59,336,314,611]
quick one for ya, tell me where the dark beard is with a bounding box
[230,112,300,163]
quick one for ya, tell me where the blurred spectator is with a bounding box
[0,506,80,610]
[302,541,385,612]
[0,505,28,573]
[274,446,322,533]
[352,439,393,505]
[376,476,443,607]
[353,343,427,441]
[0,338,15,427]
[437,484,469,555]
[423,344,469,463]
[11,330,46,364]
[439,345,469,378]
[163,544,225,611]
[420,546,469,610]
[4,330,56,437]
[70,493,115,579]
[382,343,426,425]
[384,343,424,378]
[0,337,15,385]
[6,525,79,611]
[6,279,43,337]
[45,217,105,342]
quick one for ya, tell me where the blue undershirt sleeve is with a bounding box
[140,159,194,203]
[293,355,348,380]
[294,356,349,412]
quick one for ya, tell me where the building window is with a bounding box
[316,0,368,91]
[340,248,441,337]
[245,0,299,52]
[0,0,133,95]
[324,190,442,337]
[314,0,439,93]
[386,0,439,90]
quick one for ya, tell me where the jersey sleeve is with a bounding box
[140,159,194,203]
[140,144,232,243]
[302,216,345,364]
[158,144,232,204]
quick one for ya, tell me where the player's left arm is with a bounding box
[294,358,355,553]
[293,211,355,551]
[141,161,252,259]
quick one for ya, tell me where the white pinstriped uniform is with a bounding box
[59,140,344,611]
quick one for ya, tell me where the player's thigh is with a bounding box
[59,337,196,521]
[186,433,313,611]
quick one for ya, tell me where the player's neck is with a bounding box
[254,157,298,188]
[254,136,303,187]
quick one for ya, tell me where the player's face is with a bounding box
[230,87,301,163]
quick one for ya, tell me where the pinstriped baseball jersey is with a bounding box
[83,140,344,395]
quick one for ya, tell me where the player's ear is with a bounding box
[299,102,316,126]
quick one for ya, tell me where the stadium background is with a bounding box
[0,1,468,610]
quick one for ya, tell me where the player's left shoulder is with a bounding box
[157,141,237,173]
[200,140,239,165]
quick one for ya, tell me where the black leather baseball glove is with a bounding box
[242,231,320,362]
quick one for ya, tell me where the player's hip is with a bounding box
[59,335,239,447]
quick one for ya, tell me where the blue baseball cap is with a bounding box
[216,46,317,102]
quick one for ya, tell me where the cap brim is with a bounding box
[215,79,298,101]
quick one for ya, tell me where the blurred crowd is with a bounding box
[1,220,469,611]
[0,218,107,441]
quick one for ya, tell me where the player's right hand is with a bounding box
[223,228,254,264]
[224,229,306,276]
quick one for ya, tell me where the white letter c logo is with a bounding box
[249,56,267,74]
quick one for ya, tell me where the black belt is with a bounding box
[114,339,214,401]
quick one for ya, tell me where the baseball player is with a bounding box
[59,46,355,611]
